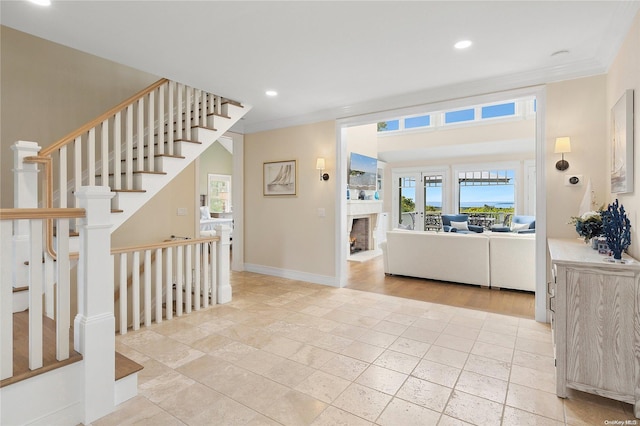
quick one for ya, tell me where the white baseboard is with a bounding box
[243,263,339,287]
[115,372,138,405]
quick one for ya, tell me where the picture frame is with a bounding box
[611,89,634,194]
[264,160,297,196]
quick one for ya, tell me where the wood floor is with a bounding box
[346,255,535,319]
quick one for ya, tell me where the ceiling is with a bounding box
[2,1,639,134]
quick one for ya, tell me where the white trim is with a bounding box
[244,263,338,288]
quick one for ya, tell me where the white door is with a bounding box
[392,171,446,231]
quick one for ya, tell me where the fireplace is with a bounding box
[350,217,370,254]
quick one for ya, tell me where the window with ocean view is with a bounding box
[458,170,515,215]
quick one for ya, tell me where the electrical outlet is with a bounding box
[317,208,326,217]
[177,208,187,216]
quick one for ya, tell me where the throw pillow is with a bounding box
[200,206,211,220]
[450,220,469,231]
[511,221,531,232]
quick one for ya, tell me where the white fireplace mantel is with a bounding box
[347,200,383,216]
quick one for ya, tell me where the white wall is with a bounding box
[607,11,640,257]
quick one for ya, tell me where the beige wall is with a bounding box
[545,75,608,239]
[0,26,159,207]
[606,11,640,257]
[346,124,377,157]
[198,141,233,196]
[244,121,336,278]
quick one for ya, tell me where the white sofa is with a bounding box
[381,230,535,291]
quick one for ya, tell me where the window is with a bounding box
[423,175,442,213]
[458,170,515,214]
[398,177,416,229]
[405,115,431,129]
[444,108,475,124]
[481,102,515,119]
[377,120,400,132]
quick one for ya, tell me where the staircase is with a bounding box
[2,79,249,425]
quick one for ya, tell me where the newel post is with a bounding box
[74,186,115,424]
[215,225,232,303]
[11,141,41,288]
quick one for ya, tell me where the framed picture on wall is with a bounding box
[264,160,296,196]
[611,89,634,194]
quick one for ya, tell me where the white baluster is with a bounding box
[29,218,43,370]
[194,243,201,311]
[113,112,122,190]
[56,217,70,360]
[132,251,140,330]
[167,81,174,156]
[155,247,162,323]
[44,253,54,319]
[216,225,231,303]
[147,91,155,172]
[185,244,192,313]
[185,87,192,140]
[74,136,82,208]
[144,249,151,326]
[87,128,96,186]
[101,120,109,187]
[193,89,200,127]
[136,98,144,172]
[157,86,165,155]
[1,220,14,380]
[176,245,183,316]
[125,105,133,190]
[209,238,217,304]
[119,253,127,334]
[59,146,67,208]
[176,83,184,140]
[165,246,172,320]
[202,241,209,308]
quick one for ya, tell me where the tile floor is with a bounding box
[92,272,636,425]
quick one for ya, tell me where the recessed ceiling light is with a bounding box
[27,0,51,6]
[265,90,278,97]
[454,40,472,50]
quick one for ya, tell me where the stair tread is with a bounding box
[120,154,185,161]
[1,310,82,388]
[115,352,143,381]
[96,171,167,177]
[221,98,244,108]
[208,112,230,119]
[112,189,146,193]
[155,124,217,136]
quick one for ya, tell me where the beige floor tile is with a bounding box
[377,397,441,426]
[425,345,469,369]
[481,321,518,337]
[413,317,448,333]
[396,376,452,412]
[470,341,513,363]
[311,333,353,352]
[438,414,474,425]
[209,340,257,363]
[512,349,554,372]
[198,362,258,397]
[294,370,351,403]
[341,340,386,363]
[234,349,285,375]
[263,358,315,387]
[384,312,419,326]
[506,383,564,421]
[246,413,284,426]
[388,336,431,358]
[301,304,333,317]
[372,320,410,336]
[434,333,475,353]
[564,389,630,426]
[319,353,369,381]
[310,406,374,426]
[503,406,564,426]
[515,336,554,357]
[463,354,511,381]
[330,323,368,340]
[356,364,408,395]
[444,390,503,426]
[401,326,441,344]
[443,323,481,340]
[188,332,233,353]
[92,396,168,426]
[454,370,508,404]
[333,383,393,422]
[138,370,195,404]
[449,315,485,330]
[412,358,461,388]
[356,329,398,348]
[175,354,232,380]
[421,309,455,322]
[189,393,261,425]
[510,364,555,394]
[373,349,420,374]
[197,317,236,333]
[288,344,335,368]
[155,381,226,422]
[230,374,291,414]
[260,334,306,358]
[476,329,516,349]
[261,390,327,426]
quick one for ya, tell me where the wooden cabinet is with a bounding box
[548,238,640,417]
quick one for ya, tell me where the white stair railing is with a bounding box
[111,226,231,335]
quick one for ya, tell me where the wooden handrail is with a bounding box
[0,208,85,220]
[39,78,169,157]
[110,236,220,255]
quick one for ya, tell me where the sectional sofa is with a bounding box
[381,229,535,291]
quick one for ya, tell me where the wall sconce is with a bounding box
[316,157,329,181]
[554,137,571,171]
